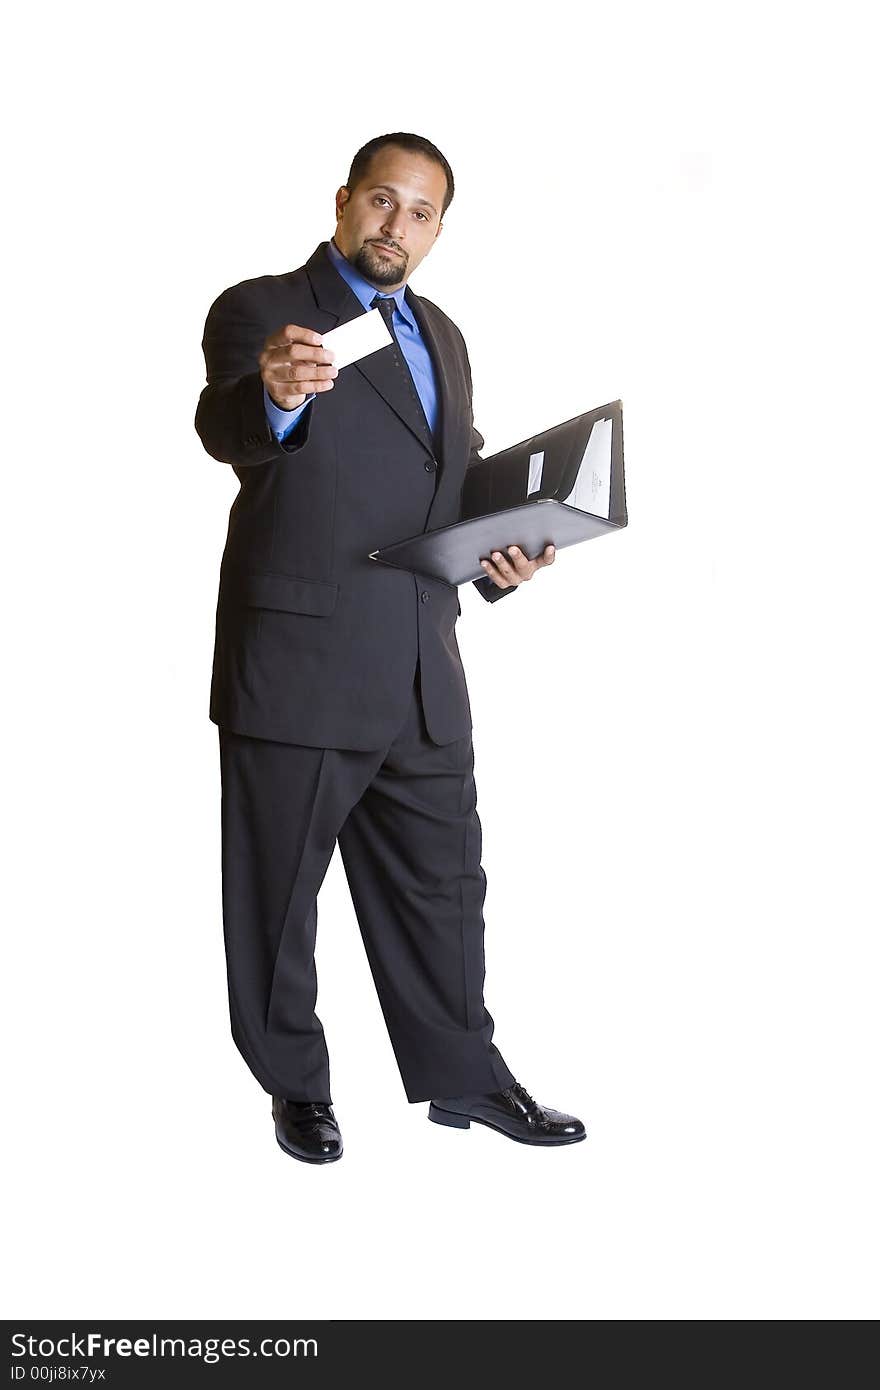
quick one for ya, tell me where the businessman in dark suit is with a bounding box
[195,131,585,1163]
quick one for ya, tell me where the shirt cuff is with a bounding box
[263,383,316,441]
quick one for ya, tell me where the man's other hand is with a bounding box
[259,324,338,411]
[479,544,556,589]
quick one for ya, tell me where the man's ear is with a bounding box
[335,186,350,220]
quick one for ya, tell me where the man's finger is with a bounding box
[275,360,337,384]
[279,341,336,364]
[510,543,558,576]
[484,543,556,586]
[260,342,336,370]
[506,545,536,578]
[479,558,510,588]
[489,550,518,583]
[267,373,336,397]
[263,324,325,351]
[507,543,557,571]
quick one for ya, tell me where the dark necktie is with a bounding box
[370,292,434,445]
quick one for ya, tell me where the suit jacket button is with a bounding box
[420,591,430,603]
[424,460,435,472]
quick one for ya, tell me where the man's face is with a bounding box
[334,146,446,290]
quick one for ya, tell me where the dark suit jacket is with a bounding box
[195,240,513,750]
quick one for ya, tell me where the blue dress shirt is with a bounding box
[264,237,439,442]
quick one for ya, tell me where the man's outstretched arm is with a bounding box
[194,283,335,468]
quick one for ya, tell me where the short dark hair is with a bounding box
[345,132,454,219]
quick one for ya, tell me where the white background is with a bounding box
[3,0,877,1321]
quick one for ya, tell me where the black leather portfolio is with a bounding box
[369,400,627,586]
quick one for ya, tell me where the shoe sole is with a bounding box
[428,1103,586,1146]
[275,1133,343,1164]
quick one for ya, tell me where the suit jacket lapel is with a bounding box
[404,286,456,470]
[303,242,472,536]
[355,325,436,459]
[406,286,475,531]
[303,241,361,327]
[304,241,439,461]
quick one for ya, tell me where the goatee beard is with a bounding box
[355,241,407,286]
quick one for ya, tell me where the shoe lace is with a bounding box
[509,1080,538,1110]
[283,1100,332,1119]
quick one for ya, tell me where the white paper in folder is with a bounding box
[527,450,545,496]
[564,417,613,518]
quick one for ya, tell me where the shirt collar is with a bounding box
[326,236,415,329]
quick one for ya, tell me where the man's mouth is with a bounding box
[371,242,403,257]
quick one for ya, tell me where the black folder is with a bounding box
[369,400,627,587]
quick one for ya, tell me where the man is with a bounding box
[195,131,585,1163]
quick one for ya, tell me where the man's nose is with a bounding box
[380,212,405,242]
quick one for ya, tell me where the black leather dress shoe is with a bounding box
[272,1097,343,1164]
[428,1080,585,1146]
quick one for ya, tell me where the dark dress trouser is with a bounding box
[217,660,516,1104]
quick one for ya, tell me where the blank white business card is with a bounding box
[320,308,393,371]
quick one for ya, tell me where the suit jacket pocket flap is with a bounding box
[244,570,338,617]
